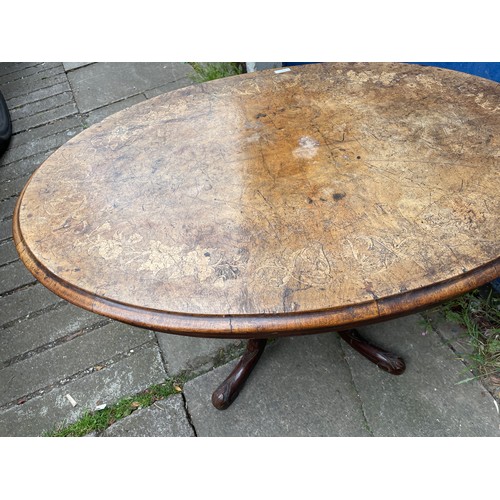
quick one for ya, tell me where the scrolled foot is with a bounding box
[338,329,406,375]
[212,338,267,410]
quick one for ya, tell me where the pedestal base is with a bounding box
[211,330,405,410]
[338,329,406,375]
[212,338,267,410]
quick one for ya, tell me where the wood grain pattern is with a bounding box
[13,62,500,338]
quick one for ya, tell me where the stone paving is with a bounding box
[0,62,498,437]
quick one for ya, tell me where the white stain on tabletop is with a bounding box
[293,136,320,159]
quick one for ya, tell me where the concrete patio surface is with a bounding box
[0,62,498,437]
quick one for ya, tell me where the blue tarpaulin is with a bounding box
[411,62,500,83]
[282,62,500,83]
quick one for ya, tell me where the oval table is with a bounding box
[13,63,499,409]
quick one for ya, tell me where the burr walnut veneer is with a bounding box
[13,63,499,409]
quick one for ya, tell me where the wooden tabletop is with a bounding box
[13,62,500,337]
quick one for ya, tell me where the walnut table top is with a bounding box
[13,62,500,338]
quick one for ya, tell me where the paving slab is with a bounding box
[0,240,18,266]
[156,332,245,377]
[0,197,17,221]
[63,62,92,72]
[82,94,147,127]
[0,219,12,242]
[0,259,36,294]
[142,78,194,99]
[67,62,194,113]
[184,335,371,436]
[0,322,155,407]
[341,314,500,437]
[0,303,105,364]
[0,63,39,78]
[1,67,66,100]
[0,63,60,86]
[0,284,63,326]
[5,80,71,109]
[0,149,58,183]
[102,394,194,437]
[0,176,29,200]
[8,91,75,123]
[0,125,81,165]
[12,101,79,134]
[423,308,473,358]
[0,346,166,436]
[7,114,83,150]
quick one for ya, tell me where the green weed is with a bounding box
[440,286,500,383]
[187,62,245,83]
[45,378,185,437]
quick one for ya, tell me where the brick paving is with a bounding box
[0,62,196,436]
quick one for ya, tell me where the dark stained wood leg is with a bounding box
[212,338,267,410]
[338,329,406,375]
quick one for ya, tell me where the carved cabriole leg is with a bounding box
[338,329,406,375]
[212,338,267,410]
